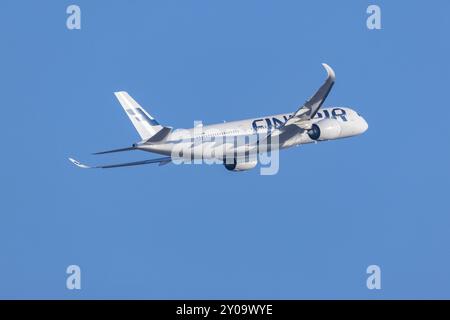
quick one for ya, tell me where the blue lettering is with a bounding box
[252,119,265,132]
[332,108,347,121]
[265,118,273,132]
[272,117,284,129]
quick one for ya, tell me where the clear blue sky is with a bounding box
[0,0,449,299]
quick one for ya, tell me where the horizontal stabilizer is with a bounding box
[92,146,136,155]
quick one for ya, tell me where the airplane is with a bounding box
[69,63,368,172]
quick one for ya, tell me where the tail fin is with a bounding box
[114,91,165,141]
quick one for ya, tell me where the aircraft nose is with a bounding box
[360,117,369,133]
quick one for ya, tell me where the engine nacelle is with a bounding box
[307,119,342,141]
[224,159,258,172]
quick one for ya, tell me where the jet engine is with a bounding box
[224,159,258,172]
[307,119,341,141]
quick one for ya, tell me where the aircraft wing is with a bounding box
[283,63,335,128]
[69,156,172,169]
[256,64,336,146]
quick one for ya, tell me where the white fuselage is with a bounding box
[135,107,368,159]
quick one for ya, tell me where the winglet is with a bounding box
[322,63,335,81]
[68,158,91,169]
[68,156,172,169]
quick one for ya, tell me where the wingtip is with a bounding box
[68,157,91,169]
[321,63,336,80]
[114,90,127,96]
